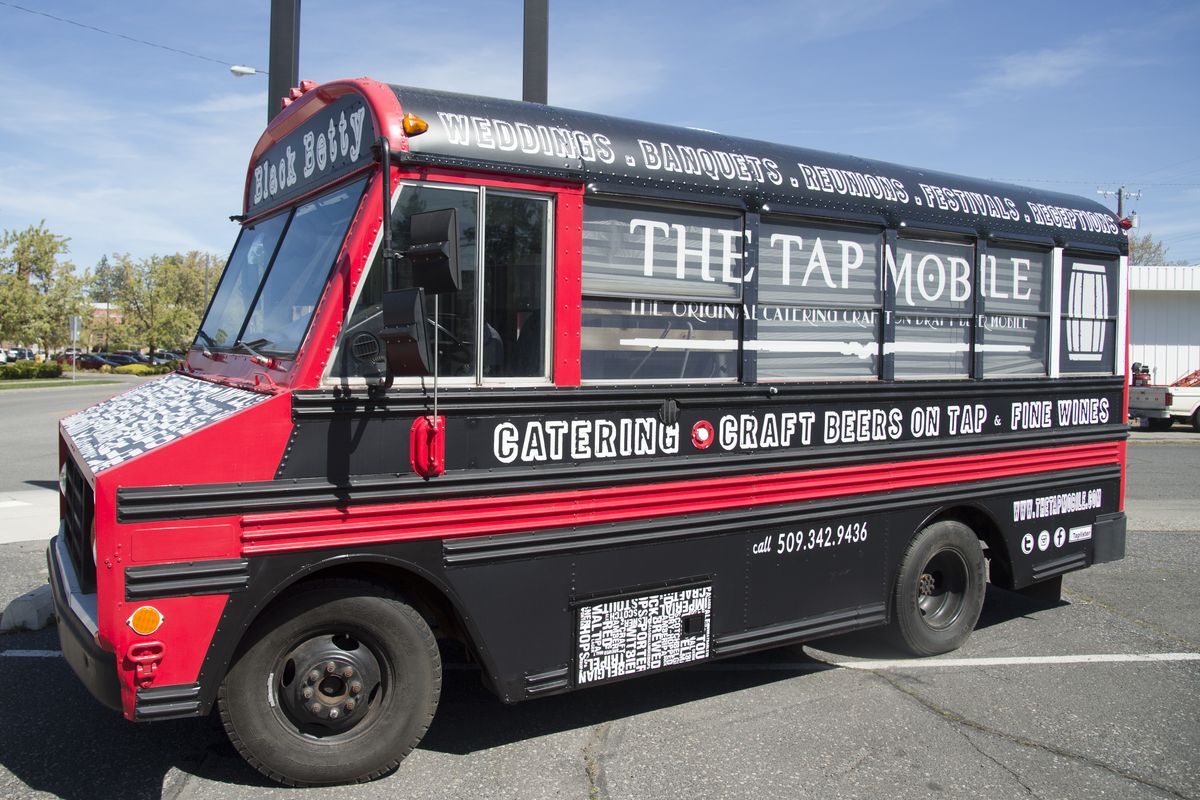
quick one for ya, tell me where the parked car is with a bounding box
[97,353,138,366]
[114,350,151,363]
[6,348,34,361]
[76,354,119,370]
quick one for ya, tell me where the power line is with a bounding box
[0,1,265,72]
[990,177,1200,188]
[1129,155,1200,182]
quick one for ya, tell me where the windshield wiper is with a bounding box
[235,338,280,369]
[195,330,218,358]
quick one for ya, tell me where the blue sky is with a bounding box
[1,1,1198,272]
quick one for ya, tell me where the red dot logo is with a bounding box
[692,420,715,449]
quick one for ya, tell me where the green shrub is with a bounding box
[0,361,63,380]
[0,361,38,380]
[114,363,175,376]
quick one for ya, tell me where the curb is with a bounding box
[0,584,54,632]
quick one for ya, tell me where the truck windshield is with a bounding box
[197,176,368,356]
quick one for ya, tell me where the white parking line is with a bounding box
[702,652,1200,672]
[0,650,62,658]
[700,652,1200,671]
[0,500,32,509]
[831,652,1200,669]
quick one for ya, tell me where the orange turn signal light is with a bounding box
[402,113,429,137]
[127,605,164,636]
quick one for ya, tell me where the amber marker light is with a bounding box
[402,113,429,136]
[127,606,164,636]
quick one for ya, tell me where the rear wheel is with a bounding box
[887,520,986,656]
[219,580,441,786]
[1192,409,1200,433]
[1147,417,1174,431]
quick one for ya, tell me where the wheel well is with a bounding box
[923,505,1015,589]
[208,558,489,718]
[282,561,469,644]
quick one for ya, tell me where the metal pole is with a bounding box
[268,0,301,122]
[523,0,548,104]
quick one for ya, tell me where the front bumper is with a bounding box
[47,531,121,712]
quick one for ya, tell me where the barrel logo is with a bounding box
[1065,263,1108,362]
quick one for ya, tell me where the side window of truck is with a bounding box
[332,183,551,384]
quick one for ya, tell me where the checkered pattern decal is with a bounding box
[61,374,268,474]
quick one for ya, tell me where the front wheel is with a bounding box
[887,520,986,656]
[219,580,441,786]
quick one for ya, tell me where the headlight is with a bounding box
[58,462,68,495]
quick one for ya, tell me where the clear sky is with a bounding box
[1,1,1197,272]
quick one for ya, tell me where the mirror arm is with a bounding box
[372,138,401,389]
[371,138,402,293]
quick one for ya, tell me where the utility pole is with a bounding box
[268,0,301,122]
[523,0,548,104]
[1097,185,1141,220]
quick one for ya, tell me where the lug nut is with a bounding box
[302,687,313,699]
[350,681,362,694]
[309,703,322,715]
[345,699,356,712]
[325,661,336,674]
[342,666,354,678]
[329,708,340,719]
[307,670,320,683]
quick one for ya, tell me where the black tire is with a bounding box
[1192,409,1200,433]
[219,580,441,786]
[1147,417,1174,431]
[887,520,986,656]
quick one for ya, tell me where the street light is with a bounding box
[230,65,263,76]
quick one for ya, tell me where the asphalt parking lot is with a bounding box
[0,382,1197,799]
[1,534,1196,800]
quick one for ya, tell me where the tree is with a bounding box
[89,255,126,303]
[0,265,37,344]
[111,250,218,353]
[0,222,87,351]
[36,266,87,352]
[1128,232,1190,266]
[87,255,128,351]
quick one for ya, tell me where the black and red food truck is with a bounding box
[50,76,1129,785]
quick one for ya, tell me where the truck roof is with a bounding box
[247,78,1127,254]
[389,83,1127,253]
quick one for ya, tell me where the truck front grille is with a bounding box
[62,455,96,594]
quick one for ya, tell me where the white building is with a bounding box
[1128,265,1200,385]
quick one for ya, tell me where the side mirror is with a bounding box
[378,205,461,381]
[380,287,432,376]
[407,208,460,295]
